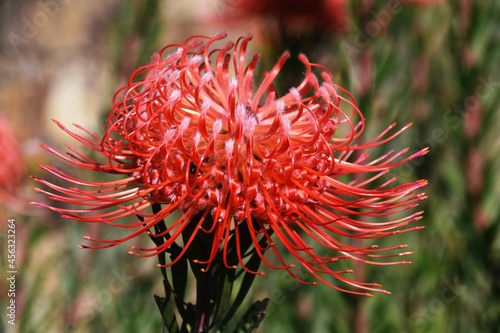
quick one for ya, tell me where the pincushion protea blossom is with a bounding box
[0,116,25,202]
[219,0,349,34]
[33,33,427,296]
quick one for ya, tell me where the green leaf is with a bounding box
[211,265,236,329]
[219,245,264,329]
[170,248,189,319]
[154,292,180,333]
[233,298,270,333]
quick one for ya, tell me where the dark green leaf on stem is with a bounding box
[219,244,264,329]
[233,298,269,333]
[154,293,180,333]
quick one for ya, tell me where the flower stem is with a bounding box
[194,269,211,333]
[181,212,214,332]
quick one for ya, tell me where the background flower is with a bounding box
[0,116,25,197]
[218,0,349,35]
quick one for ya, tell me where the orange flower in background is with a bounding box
[0,116,25,199]
[33,33,427,295]
[402,0,445,5]
[219,0,349,35]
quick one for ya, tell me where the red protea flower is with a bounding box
[0,116,25,199]
[218,0,349,35]
[33,33,427,296]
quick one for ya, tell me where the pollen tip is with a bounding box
[213,118,223,135]
[297,53,308,62]
[201,99,211,114]
[225,138,235,155]
[215,31,228,39]
[229,78,238,90]
[289,87,301,101]
[276,99,285,112]
[201,71,213,83]
[281,50,291,59]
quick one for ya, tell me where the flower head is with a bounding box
[33,33,427,295]
[0,116,25,197]
[218,0,349,35]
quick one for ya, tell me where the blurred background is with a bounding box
[0,0,499,332]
